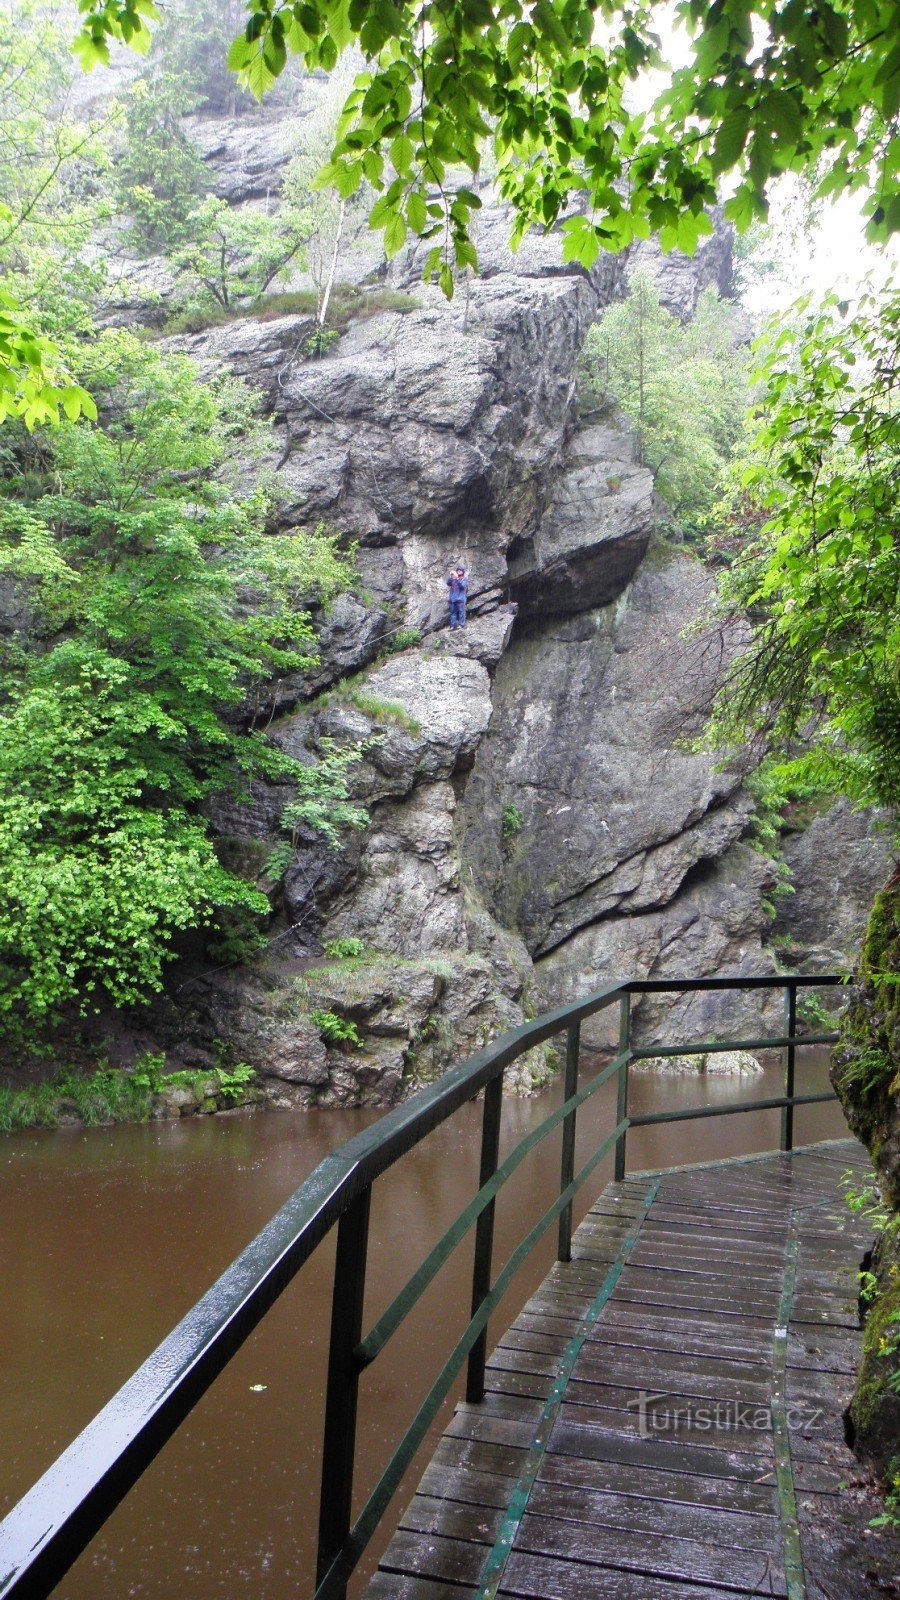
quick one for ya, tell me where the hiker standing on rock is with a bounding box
[447,565,469,630]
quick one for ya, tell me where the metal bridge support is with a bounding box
[317,1186,372,1596]
[615,994,630,1181]
[466,1074,503,1403]
[558,1022,581,1262]
[781,983,797,1153]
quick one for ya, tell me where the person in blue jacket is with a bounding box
[447,565,469,629]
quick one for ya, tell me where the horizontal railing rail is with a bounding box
[0,971,847,1600]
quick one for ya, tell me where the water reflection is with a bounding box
[0,1048,846,1598]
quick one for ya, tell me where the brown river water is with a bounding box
[0,1049,847,1599]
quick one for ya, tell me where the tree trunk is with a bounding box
[317,201,346,327]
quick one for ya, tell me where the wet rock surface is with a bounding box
[86,118,885,1111]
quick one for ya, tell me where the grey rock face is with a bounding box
[165,312,315,403]
[272,274,595,546]
[774,799,894,970]
[535,843,779,1049]
[323,782,468,956]
[629,220,735,318]
[183,111,297,203]
[507,420,654,618]
[463,549,750,958]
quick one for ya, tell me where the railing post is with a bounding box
[781,983,797,1153]
[614,992,630,1181]
[557,1022,581,1263]
[466,1073,503,1404]
[317,1185,372,1595]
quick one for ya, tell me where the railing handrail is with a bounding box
[0,971,847,1600]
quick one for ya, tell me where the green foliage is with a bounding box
[0,293,97,429]
[708,288,900,813]
[837,1046,895,1097]
[502,803,524,841]
[581,272,748,533]
[114,72,206,251]
[172,194,312,312]
[310,1008,364,1048]
[304,325,341,358]
[0,3,109,424]
[279,740,368,850]
[843,1174,892,1232]
[381,627,421,655]
[73,0,899,290]
[0,1055,258,1131]
[0,333,356,1025]
[796,993,833,1030]
[323,936,365,959]
[872,1458,900,1531]
[214,1061,257,1100]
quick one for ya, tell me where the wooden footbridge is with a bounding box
[0,974,879,1600]
[370,1141,872,1600]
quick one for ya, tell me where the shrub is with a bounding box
[310,1009,364,1049]
[502,803,524,841]
[323,937,365,959]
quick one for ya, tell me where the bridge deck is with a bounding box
[367,1139,883,1600]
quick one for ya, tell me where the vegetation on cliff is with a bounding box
[707,285,900,1495]
[581,270,748,536]
[0,333,355,1027]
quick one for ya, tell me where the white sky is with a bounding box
[627,3,898,313]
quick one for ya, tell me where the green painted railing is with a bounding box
[0,971,845,1600]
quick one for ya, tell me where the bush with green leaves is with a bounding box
[323,937,365,960]
[708,289,900,813]
[114,72,207,252]
[0,331,356,1026]
[173,193,313,313]
[310,1009,364,1049]
[502,804,524,841]
[581,272,749,535]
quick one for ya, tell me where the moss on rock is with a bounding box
[833,871,900,1488]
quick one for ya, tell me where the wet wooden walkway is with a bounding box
[367,1138,877,1600]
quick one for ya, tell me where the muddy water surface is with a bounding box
[0,1049,847,1598]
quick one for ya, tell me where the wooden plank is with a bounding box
[366,1140,879,1600]
[497,1550,757,1599]
[537,1449,779,1517]
[547,1417,773,1480]
[367,1574,476,1599]
[522,1479,781,1554]
[512,1509,786,1594]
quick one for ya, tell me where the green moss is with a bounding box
[344,689,420,732]
[851,1227,900,1459]
[0,1057,258,1132]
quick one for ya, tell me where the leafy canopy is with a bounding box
[708,288,900,813]
[0,334,355,1022]
[581,270,748,531]
[0,1,108,424]
[73,0,900,293]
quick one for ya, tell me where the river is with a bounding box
[0,1049,847,1598]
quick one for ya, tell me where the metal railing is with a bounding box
[0,972,846,1600]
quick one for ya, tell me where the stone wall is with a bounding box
[92,99,893,1107]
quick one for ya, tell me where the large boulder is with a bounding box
[774,799,895,972]
[832,876,900,1490]
[463,546,751,958]
[507,420,654,618]
[271,273,595,549]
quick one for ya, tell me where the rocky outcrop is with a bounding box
[462,548,754,957]
[832,878,900,1491]
[89,107,881,1110]
[774,800,895,973]
[506,420,654,618]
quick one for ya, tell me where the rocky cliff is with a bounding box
[101,104,891,1107]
